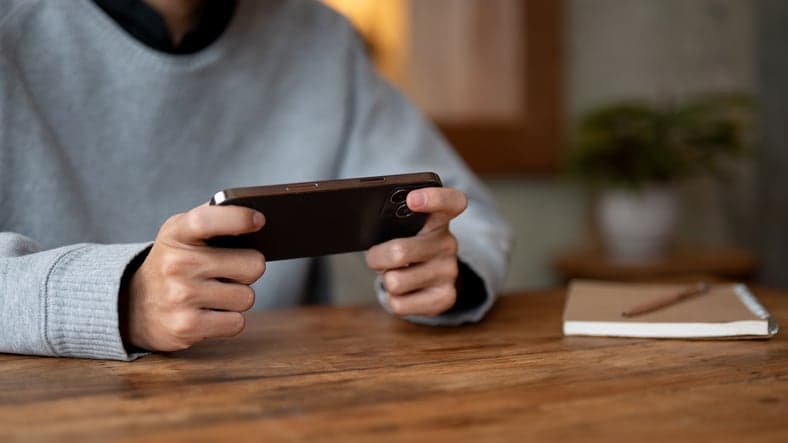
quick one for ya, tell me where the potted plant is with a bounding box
[567,95,752,262]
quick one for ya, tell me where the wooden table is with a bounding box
[1,289,786,442]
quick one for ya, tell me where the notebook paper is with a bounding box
[562,280,779,339]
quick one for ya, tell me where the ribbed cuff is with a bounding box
[44,243,151,360]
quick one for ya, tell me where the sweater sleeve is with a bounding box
[0,232,150,360]
[335,26,513,325]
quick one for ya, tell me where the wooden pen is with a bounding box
[621,281,711,318]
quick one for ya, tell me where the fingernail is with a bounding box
[409,191,426,208]
[252,211,264,227]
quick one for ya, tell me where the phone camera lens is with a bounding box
[395,203,413,218]
[390,189,409,204]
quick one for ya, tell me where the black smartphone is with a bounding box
[207,172,442,261]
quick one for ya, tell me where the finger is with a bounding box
[382,257,458,295]
[198,310,246,338]
[168,205,264,245]
[407,187,468,233]
[387,284,456,317]
[194,281,256,312]
[198,247,266,285]
[366,230,457,271]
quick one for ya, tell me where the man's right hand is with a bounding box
[123,204,267,352]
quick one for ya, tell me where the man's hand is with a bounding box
[366,187,468,317]
[124,204,267,352]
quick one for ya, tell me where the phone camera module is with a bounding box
[389,188,409,204]
[395,203,413,218]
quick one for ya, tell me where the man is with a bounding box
[0,0,512,360]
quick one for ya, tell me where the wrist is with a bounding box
[118,247,151,352]
[445,259,487,314]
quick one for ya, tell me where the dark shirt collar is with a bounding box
[92,0,238,54]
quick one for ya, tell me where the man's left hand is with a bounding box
[366,187,468,317]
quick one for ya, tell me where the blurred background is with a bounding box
[322,0,787,304]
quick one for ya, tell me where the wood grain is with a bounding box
[1,288,786,442]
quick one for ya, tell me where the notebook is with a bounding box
[562,280,779,339]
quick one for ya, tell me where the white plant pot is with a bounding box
[598,186,678,263]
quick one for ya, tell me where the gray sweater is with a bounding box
[0,0,512,360]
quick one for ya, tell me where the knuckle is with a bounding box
[383,272,402,294]
[168,311,198,339]
[187,210,210,236]
[442,285,457,307]
[388,297,406,316]
[167,283,196,305]
[161,214,183,236]
[364,249,381,270]
[456,190,469,212]
[239,286,255,311]
[427,287,456,316]
[388,241,408,266]
[254,251,267,276]
[229,313,246,336]
[160,253,185,277]
[443,235,459,256]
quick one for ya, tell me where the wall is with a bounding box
[330,0,758,305]
[757,1,788,287]
[565,0,757,251]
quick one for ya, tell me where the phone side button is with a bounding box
[285,183,319,191]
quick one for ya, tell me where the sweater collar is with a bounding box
[92,0,238,55]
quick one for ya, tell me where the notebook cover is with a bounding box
[562,280,777,338]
